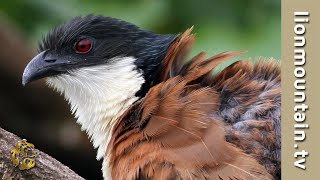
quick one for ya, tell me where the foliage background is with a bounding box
[0,0,280,179]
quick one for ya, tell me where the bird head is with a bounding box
[22,15,178,160]
[22,15,176,97]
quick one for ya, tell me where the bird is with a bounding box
[22,15,280,180]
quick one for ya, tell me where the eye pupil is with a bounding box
[75,39,91,53]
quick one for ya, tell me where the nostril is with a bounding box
[44,59,57,63]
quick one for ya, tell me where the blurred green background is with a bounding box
[0,0,280,179]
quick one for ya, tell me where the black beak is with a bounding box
[22,51,71,86]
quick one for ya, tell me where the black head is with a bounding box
[22,15,176,96]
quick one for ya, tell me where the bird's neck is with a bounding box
[133,33,177,96]
[74,91,139,160]
[46,57,145,160]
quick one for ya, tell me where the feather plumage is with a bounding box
[107,28,280,180]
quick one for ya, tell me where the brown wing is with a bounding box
[137,53,273,179]
[108,28,279,180]
[159,28,280,178]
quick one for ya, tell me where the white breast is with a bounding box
[46,56,145,163]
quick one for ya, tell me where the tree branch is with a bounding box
[0,127,84,180]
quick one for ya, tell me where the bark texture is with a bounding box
[0,127,84,180]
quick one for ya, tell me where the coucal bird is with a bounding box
[22,15,280,180]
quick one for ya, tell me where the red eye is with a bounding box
[75,39,92,53]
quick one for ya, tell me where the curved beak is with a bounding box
[22,51,70,86]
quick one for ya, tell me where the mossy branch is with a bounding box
[0,127,84,180]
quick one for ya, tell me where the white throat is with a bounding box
[46,56,144,160]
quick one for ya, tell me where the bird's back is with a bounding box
[107,29,280,180]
